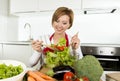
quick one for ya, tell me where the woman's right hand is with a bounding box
[31,40,43,53]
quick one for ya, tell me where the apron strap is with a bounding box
[49,33,69,47]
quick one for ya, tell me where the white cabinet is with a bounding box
[38,0,82,11]
[82,0,119,9]
[0,44,3,59]
[10,0,39,13]
[2,43,33,66]
[10,0,82,14]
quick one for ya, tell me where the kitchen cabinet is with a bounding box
[82,0,119,9]
[10,0,39,14]
[9,0,82,14]
[38,0,82,11]
[2,43,33,66]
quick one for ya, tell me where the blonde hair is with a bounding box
[52,7,74,29]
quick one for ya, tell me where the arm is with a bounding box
[29,51,41,67]
[68,33,83,59]
[70,44,83,59]
[74,46,83,59]
[28,35,51,68]
[28,40,43,68]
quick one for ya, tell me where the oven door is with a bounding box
[97,56,120,71]
[81,45,120,71]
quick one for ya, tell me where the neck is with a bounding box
[53,32,66,44]
[54,33,65,38]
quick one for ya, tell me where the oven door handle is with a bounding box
[97,58,119,61]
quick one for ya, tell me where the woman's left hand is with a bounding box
[71,32,80,49]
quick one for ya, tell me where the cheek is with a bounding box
[64,24,70,29]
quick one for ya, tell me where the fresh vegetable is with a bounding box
[64,72,74,81]
[82,76,89,81]
[44,38,76,68]
[52,65,75,80]
[63,72,80,81]
[27,71,46,81]
[28,76,36,81]
[27,71,56,81]
[45,69,54,77]
[0,63,23,80]
[73,55,103,81]
[34,71,55,80]
[54,45,65,51]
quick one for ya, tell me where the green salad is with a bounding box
[44,38,76,68]
[0,63,23,80]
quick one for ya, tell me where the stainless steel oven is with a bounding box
[81,44,120,71]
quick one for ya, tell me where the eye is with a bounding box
[63,22,67,25]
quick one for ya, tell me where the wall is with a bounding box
[18,11,120,44]
[1,0,120,44]
[0,0,8,41]
[0,0,18,41]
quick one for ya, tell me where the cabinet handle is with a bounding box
[97,58,119,61]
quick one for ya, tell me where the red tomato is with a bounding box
[43,47,54,54]
[82,76,89,81]
[56,46,65,51]
[75,78,80,81]
[63,72,74,81]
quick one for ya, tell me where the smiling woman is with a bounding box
[28,6,83,70]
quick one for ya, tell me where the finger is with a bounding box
[75,32,79,37]
[72,32,79,40]
[32,40,36,45]
[73,32,79,37]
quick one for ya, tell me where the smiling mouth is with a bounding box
[56,28,63,31]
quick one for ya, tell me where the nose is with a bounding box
[57,22,62,27]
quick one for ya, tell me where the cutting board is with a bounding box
[106,72,120,81]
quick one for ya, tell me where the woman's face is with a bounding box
[52,15,70,34]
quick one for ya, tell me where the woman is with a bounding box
[29,7,83,70]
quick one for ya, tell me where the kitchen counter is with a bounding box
[0,41,31,45]
[81,43,120,47]
[1,42,120,46]
[101,71,120,81]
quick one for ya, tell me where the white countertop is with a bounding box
[81,43,120,47]
[0,41,31,45]
[1,42,120,47]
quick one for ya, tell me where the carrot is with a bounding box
[27,71,46,81]
[34,71,55,81]
[46,80,56,81]
[27,76,36,81]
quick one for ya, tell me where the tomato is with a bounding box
[82,76,89,81]
[56,46,65,51]
[75,78,80,81]
[43,47,54,54]
[63,72,74,81]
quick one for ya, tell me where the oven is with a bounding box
[81,44,120,71]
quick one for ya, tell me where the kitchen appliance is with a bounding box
[81,43,120,71]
